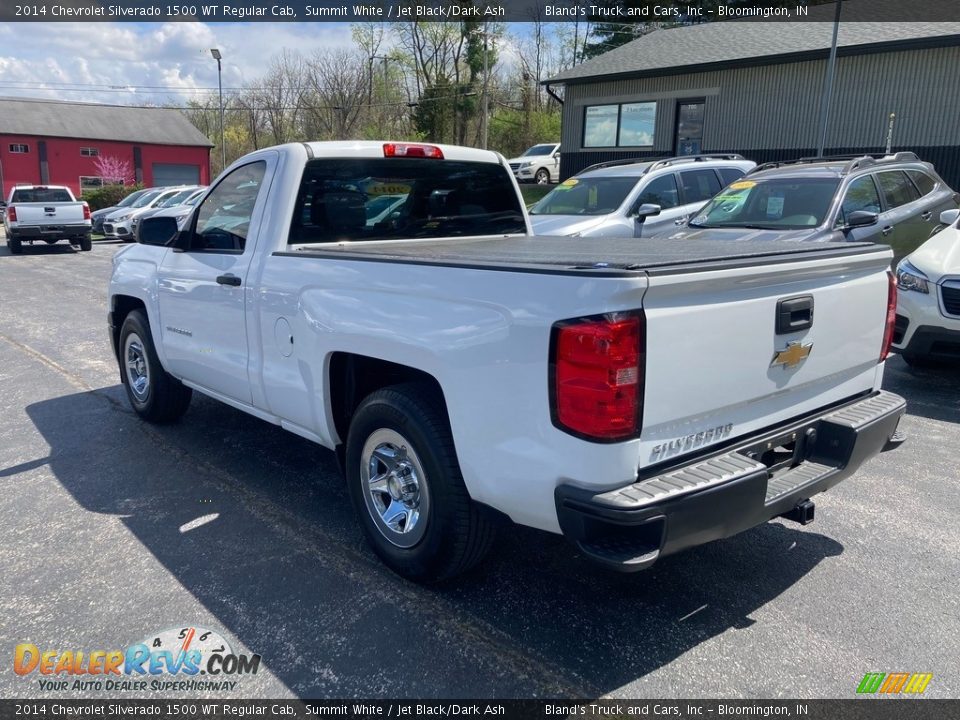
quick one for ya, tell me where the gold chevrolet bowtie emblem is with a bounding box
[771,341,813,369]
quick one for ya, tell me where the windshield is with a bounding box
[116,190,147,208]
[288,158,526,243]
[184,190,205,206]
[157,189,198,208]
[529,177,637,216]
[11,187,72,203]
[522,144,556,157]
[690,177,840,229]
[130,190,163,208]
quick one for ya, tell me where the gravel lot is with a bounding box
[1,239,958,700]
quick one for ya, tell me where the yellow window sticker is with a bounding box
[728,180,756,190]
[556,178,579,191]
[368,182,412,196]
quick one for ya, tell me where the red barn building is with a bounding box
[0,97,213,199]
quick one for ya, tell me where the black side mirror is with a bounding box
[631,203,661,220]
[844,210,878,229]
[138,216,180,247]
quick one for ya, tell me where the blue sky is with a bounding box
[0,21,534,106]
[0,22,365,105]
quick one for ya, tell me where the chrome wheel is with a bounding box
[361,428,430,548]
[535,169,550,184]
[124,332,150,401]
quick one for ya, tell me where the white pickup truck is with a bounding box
[109,141,906,582]
[4,185,92,253]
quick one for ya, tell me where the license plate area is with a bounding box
[739,423,816,475]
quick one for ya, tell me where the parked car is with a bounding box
[110,140,905,582]
[663,153,959,255]
[134,187,207,241]
[507,143,561,184]
[104,187,191,242]
[131,186,205,240]
[91,188,150,234]
[4,185,91,253]
[892,208,960,366]
[529,154,756,238]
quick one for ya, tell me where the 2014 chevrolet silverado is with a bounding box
[108,141,906,582]
[4,185,92,253]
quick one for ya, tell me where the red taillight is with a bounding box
[82,202,91,220]
[7,206,16,222]
[880,271,897,362]
[383,142,444,159]
[552,313,644,441]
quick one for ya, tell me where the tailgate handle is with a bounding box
[776,295,814,334]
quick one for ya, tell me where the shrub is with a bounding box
[82,184,144,211]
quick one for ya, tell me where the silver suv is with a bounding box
[529,154,756,238]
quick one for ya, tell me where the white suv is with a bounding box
[529,154,755,239]
[507,143,561,184]
[892,208,960,366]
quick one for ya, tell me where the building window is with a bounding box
[9,143,29,153]
[80,147,100,157]
[583,102,656,149]
[80,176,105,191]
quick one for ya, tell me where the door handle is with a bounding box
[881,226,894,237]
[921,211,933,221]
[216,274,241,287]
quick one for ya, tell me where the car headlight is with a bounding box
[114,213,131,223]
[520,161,535,167]
[896,260,929,294]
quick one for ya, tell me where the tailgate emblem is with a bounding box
[771,341,813,369]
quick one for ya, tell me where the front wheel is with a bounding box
[118,310,192,423]
[535,168,551,185]
[345,382,495,582]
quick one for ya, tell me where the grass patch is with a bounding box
[520,184,552,207]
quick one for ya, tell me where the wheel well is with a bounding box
[110,295,146,358]
[329,353,445,443]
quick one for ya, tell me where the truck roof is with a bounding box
[300,140,504,165]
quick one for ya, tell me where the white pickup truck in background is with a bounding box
[109,141,906,582]
[4,185,92,254]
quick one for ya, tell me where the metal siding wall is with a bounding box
[560,45,960,185]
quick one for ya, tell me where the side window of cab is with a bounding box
[190,161,267,252]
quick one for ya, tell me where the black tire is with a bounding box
[79,235,92,252]
[345,382,495,582]
[535,168,551,185]
[118,310,192,423]
[7,237,22,254]
[901,352,933,369]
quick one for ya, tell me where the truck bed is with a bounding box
[284,235,885,276]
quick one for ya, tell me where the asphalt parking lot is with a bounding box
[1,239,958,700]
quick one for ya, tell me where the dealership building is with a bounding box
[545,21,960,188]
[0,97,212,199]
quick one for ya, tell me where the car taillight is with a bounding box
[880,271,897,362]
[82,202,91,220]
[551,313,644,441]
[383,142,444,159]
[7,206,16,222]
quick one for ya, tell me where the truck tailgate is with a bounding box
[637,246,893,466]
[10,202,86,225]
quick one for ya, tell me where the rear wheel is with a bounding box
[119,310,192,423]
[535,168,551,185]
[345,382,495,582]
[79,235,92,252]
[7,237,22,254]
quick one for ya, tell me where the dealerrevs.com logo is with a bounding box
[14,626,261,692]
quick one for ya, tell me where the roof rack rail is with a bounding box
[580,153,745,175]
[750,151,923,176]
[580,157,662,173]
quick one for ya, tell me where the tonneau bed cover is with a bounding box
[283,235,885,275]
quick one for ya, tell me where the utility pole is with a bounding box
[210,48,225,171]
[815,1,842,157]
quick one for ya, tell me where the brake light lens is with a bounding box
[383,142,444,159]
[880,271,897,362]
[82,202,91,220]
[7,206,16,222]
[552,313,644,441]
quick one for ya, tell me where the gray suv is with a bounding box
[662,153,959,259]
[529,154,756,238]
